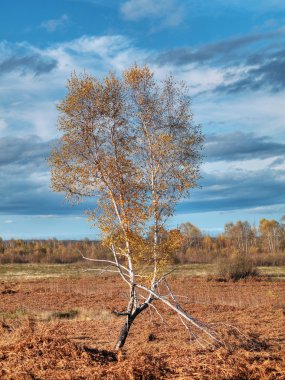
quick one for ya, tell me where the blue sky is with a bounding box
[0,0,284,239]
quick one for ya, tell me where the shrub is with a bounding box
[216,255,259,281]
[252,252,285,266]
[50,309,79,320]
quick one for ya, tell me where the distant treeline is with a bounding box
[1,216,285,266]
[0,239,111,264]
[175,217,285,266]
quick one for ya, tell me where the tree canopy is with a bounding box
[50,65,203,272]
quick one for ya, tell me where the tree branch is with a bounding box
[135,283,224,346]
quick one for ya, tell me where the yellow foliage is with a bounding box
[49,64,203,281]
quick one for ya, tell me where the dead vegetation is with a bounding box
[0,275,284,379]
[215,254,259,281]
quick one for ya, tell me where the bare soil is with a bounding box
[0,272,284,379]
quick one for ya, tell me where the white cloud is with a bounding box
[241,204,285,215]
[121,0,183,26]
[0,35,144,140]
[0,119,7,131]
[203,156,279,174]
[0,33,284,147]
[62,35,129,54]
[41,14,69,33]
[34,215,84,219]
[4,220,14,224]
[218,0,285,11]
[194,90,285,138]
[185,0,285,13]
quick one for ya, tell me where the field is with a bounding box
[0,264,285,379]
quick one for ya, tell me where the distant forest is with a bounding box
[1,217,284,266]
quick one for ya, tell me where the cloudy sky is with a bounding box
[0,0,284,239]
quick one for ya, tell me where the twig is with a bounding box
[136,282,224,346]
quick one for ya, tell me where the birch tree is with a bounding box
[179,222,203,248]
[259,218,281,253]
[224,221,255,255]
[49,64,220,349]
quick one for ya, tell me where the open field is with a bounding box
[1,263,285,280]
[0,265,285,379]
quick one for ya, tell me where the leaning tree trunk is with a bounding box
[115,303,150,350]
[115,314,134,350]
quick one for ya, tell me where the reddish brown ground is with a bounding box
[0,274,284,379]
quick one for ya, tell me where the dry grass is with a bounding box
[215,255,259,281]
[0,274,285,379]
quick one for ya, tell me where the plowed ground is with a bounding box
[0,272,284,379]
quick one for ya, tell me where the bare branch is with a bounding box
[135,283,224,346]
[112,309,130,317]
[78,249,131,274]
[78,249,117,266]
[111,244,132,286]
[140,294,167,325]
[83,268,120,275]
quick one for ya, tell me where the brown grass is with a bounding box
[0,274,284,379]
[215,254,259,281]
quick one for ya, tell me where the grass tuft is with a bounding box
[49,309,80,320]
